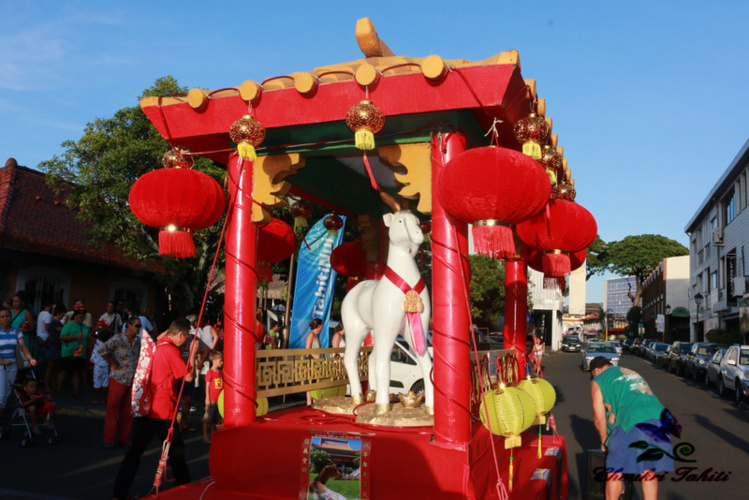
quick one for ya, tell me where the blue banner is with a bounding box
[289,214,346,349]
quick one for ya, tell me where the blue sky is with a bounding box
[3,1,749,302]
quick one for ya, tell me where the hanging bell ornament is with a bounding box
[290,200,313,229]
[229,115,266,161]
[537,145,563,186]
[346,100,385,151]
[514,114,551,160]
[162,148,194,169]
[323,213,344,237]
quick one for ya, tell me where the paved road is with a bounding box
[0,386,307,500]
[544,349,749,500]
[4,354,746,499]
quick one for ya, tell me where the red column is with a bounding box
[224,154,258,427]
[431,132,472,447]
[504,259,528,377]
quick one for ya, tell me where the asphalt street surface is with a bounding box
[2,352,747,499]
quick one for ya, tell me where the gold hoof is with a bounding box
[375,404,390,414]
[425,405,434,416]
[365,390,376,402]
[351,394,364,405]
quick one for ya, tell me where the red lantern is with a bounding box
[437,146,551,259]
[255,218,296,284]
[257,218,296,263]
[323,214,344,236]
[527,248,586,289]
[330,241,384,291]
[514,114,551,160]
[230,115,266,161]
[129,168,226,258]
[516,200,597,277]
[346,100,385,151]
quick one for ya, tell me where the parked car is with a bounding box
[685,342,721,381]
[640,339,656,359]
[648,342,670,363]
[561,335,582,352]
[622,338,634,352]
[666,341,693,376]
[655,344,672,368]
[717,344,749,403]
[632,338,644,356]
[705,348,727,387]
[581,342,620,371]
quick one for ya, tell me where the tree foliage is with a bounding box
[585,235,608,281]
[603,234,688,307]
[469,254,505,329]
[40,76,225,316]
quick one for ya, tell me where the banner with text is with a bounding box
[289,214,346,349]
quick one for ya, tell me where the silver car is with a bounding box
[582,342,620,371]
[717,345,749,403]
[705,348,726,387]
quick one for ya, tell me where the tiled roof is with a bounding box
[0,158,149,270]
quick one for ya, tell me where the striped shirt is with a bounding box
[0,327,22,362]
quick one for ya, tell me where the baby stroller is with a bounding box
[0,375,59,446]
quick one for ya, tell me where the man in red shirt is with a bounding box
[113,318,194,500]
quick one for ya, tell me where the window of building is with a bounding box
[15,266,71,314]
[711,271,718,291]
[724,189,736,225]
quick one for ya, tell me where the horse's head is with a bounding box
[383,210,423,257]
[318,463,342,484]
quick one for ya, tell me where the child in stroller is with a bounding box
[1,375,60,445]
[20,377,56,435]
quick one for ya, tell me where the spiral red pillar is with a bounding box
[431,132,472,447]
[504,259,529,376]
[224,154,258,427]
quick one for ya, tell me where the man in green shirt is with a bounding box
[590,356,678,500]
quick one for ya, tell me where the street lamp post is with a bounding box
[694,292,704,341]
[664,304,671,343]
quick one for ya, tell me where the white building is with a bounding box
[685,138,749,341]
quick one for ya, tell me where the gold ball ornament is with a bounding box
[559,182,577,201]
[514,114,551,160]
[162,148,194,169]
[479,384,537,448]
[538,145,563,185]
[229,115,266,161]
[517,377,557,424]
[346,100,385,151]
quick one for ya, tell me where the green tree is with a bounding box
[40,76,225,315]
[310,449,332,474]
[603,234,688,308]
[585,235,608,281]
[468,254,505,329]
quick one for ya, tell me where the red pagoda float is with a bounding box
[133,18,596,499]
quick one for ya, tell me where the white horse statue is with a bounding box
[341,193,433,414]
